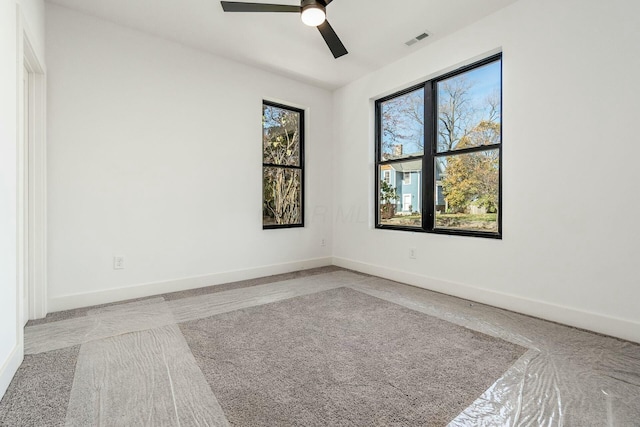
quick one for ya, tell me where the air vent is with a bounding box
[405,32,429,47]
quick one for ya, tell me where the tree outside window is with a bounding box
[263,101,304,228]
[375,54,502,238]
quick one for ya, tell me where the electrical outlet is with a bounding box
[321,238,326,247]
[409,248,417,259]
[113,255,125,270]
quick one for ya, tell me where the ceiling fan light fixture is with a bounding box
[220,0,347,58]
[301,1,326,27]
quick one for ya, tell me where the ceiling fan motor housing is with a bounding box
[301,0,326,14]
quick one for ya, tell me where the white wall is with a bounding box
[0,0,20,399]
[18,0,45,61]
[332,0,640,343]
[1,0,46,401]
[46,4,333,310]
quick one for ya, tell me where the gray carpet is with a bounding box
[0,346,79,427]
[4,270,640,425]
[180,287,526,426]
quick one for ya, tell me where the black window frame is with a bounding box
[262,100,305,230]
[375,54,502,239]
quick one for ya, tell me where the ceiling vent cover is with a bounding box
[405,32,429,46]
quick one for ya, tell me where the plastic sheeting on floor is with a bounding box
[19,270,640,426]
[66,323,228,426]
[350,278,640,426]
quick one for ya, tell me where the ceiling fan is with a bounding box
[220,1,348,59]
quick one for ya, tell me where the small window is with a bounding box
[383,170,390,184]
[403,172,411,185]
[262,101,304,228]
[375,54,502,238]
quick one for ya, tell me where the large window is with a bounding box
[375,54,502,238]
[263,101,304,228]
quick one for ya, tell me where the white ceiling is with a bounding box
[47,0,518,90]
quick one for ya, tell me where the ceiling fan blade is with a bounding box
[317,20,348,58]
[220,2,301,13]
[324,0,333,4]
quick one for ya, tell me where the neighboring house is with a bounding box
[381,157,446,215]
[381,160,421,214]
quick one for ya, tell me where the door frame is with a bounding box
[17,8,47,331]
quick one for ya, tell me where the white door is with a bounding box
[403,194,411,212]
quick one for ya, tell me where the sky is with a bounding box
[445,60,502,104]
[381,58,501,159]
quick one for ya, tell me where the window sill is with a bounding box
[375,224,502,240]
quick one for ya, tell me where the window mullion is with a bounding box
[423,81,435,231]
[434,143,502,158]
[378,155,424,166]
[262,163,303,170]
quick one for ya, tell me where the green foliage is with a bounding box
[379,180,400,219]
[380,180,400,204]
[441,121,500,214]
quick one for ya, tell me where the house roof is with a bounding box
[387,159,422,172]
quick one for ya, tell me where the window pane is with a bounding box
[378,160,422,228]
[437,60,501,153]
[263,167,302,226]
[380,88,424,160]
[263,104,301,166]
[435,149,499,232]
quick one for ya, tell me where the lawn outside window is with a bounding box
[375,54,502,238]
[263,101,304,228]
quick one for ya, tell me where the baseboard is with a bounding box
[0,344,23,401]
[48,257,333,312]
[45,255,640,343]
[333,256,640,344]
